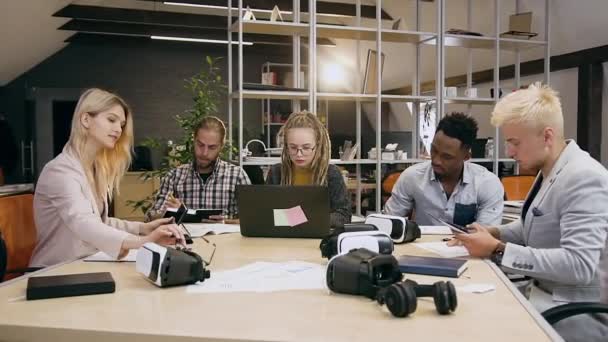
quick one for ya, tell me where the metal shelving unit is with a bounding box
[228,0,550,215]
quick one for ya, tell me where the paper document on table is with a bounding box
[419,225,452,235]
[457,283,496,294]
[273,205,308,227]
[182,223,240,238]
[84,250,137,262]
[186,261,325,293]
[414,241,470,258]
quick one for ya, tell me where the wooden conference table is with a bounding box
[0,234,561,342]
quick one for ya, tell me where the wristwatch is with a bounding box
[490,250,504,266]
[490,242,506,266]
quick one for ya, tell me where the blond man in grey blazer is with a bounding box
[454,83,608,342]
[30,89,184,267]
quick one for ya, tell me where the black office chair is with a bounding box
[0,231,42,282]
[542,302,608,325]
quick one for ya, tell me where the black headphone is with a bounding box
[376,279,458,317]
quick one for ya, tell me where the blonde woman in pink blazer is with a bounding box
[30,88,184,267]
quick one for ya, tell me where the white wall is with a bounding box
[447,68,578,157]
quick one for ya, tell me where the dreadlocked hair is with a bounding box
[279,111,331,186]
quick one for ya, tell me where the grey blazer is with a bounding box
[499,140,608,303]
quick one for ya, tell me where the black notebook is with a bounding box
[26,272,116,300]
[398,255,468,278]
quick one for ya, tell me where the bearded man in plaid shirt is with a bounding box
[146,116,250,222]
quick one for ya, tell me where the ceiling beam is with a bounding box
[54,5,228,29]
[386,44,608,95]
[138,0,392,20]
[64,32,293,57]
[59,18,335,46]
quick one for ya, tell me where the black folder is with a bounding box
[26,272,116,300]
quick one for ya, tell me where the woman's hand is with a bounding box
[141,217,174,235]
[143,223,185,246]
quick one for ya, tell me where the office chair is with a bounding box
[542,302,608,325]
[0,194,41,281]
[501,175,535,200]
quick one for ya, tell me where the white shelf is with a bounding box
[382,95,436,102]
[331,159,377,165]
[500,37,548,51]
[424,34,547,51]
[232,20,309,36]
[316,24,435,43]
[470,158,517,162]
[444,97,496,105]
[317,93,377,102]
[232,90,309,100]
[241,158,381,166]
[381,159,427,164]
[317,93,436,103]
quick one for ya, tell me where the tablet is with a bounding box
[427,213,470,234]
[163,203,188,224]
[182,209,224,223]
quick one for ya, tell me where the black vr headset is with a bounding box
[135,243,210,287]
[326,248,403,299]
[326,248,458,318]
[320,224,393,259]
[365,214,421,244]
[320,217,420,259]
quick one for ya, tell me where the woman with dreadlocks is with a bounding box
[266,111,351,228]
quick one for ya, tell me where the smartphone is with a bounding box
[428,213,470,234]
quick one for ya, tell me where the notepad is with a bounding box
[398,255,468,278]
[182,223,241,237]
[26,272,116,300]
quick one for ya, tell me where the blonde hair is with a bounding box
[67,88,134,202]
[279,111,331,185]
[194,116,226,144]
[491,82,564,137]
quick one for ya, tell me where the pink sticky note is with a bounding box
[285,205,308,227]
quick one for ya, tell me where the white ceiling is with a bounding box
[1,0,607,87]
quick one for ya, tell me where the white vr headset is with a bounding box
[365,214,421,244]
[336,231,394,256]
[135,242,210,287]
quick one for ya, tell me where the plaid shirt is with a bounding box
[146,159,251,221]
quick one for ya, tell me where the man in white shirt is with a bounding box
[384,113,504,226]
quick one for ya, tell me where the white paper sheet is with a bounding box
[457,283,496,294]
[419,225,453,235]
[182,223,241,238]
[414,241,470,258]
[186,261,326,293]
[83,250,137,262]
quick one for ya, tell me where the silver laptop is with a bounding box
[237,185,331,238]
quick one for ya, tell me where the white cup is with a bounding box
[444,87,457,97]
[465,88,478,98]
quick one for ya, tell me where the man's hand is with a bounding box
[452,223,501,258]
[202,215,225,223]
[166,193,182,209]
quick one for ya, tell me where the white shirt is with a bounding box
[384,161,504,226]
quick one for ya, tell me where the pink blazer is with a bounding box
[29,148,141,267]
